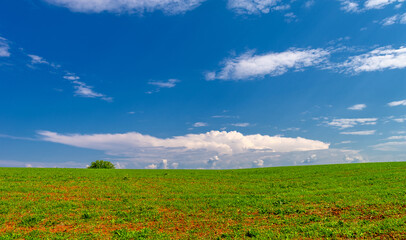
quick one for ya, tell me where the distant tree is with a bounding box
[87,160,115,169]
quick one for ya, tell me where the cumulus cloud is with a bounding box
[340,46,406,73]
[43,0,206,15]
[37,130,331,169]
[227,0,288,14]
[207,155,220,168]
[340,130,376,135]
[145,164,157,169]
[252,158,264,167]
[0,37,10,57]
[207,48,330,81]
[348,104,367,110]
[328,118,377,129]
[388,99,406,106]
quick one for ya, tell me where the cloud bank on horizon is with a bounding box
[35,130,353,169]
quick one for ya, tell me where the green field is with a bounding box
[0,162,405,239]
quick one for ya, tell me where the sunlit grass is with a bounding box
[0,162,405,239]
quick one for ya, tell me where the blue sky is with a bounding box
[1,0,406,169]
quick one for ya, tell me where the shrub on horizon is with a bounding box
[87,160,115,169]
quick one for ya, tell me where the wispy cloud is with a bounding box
[231,123,250,127]
[304,0,315,8]
[364,0,401,10]
[147,79,180,94]
[340,0,403,13]
[0,159,86,168]
[27,54,60,69]
[348,104,367,110]
[387,135,406,140]
[372,141,406,151]
[340,46,406,73]
[388,99,406,106]
[0,37,10,57]
[340,1,360,12]
[148,79,179,88]
[393,117,406,123]
[207,48,330,81]
[227,0,290,14]
[0,134,38,141]
[340,130,376,135]
[44,0,206,15]
[381,13,406,26]
[38,130,330,168]
[193,122,208,127]
[64,74,112,101]
[328,118,377,129]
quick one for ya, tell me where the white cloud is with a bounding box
[63,75,80,80]
[304,0,315,8]
[148,79,179,88]
[388,99,406,106]
[114,162,126,169]
[387,135,406,140]
[0,37,10,57]
[348,104,367,110]
[38,130,331,169]
[28,54,49,65]
[341,46,406,73]
[147,79,180,94]
[372,141,406,151]
[231,123,250,127]
[227,0,283,14]
[340,0,403,12]
[340,130,376,135]
[284,12,297,22]
[364,0,400,9]
[252,159,264,167]
[158,159,169,169]
[207,155,220,168]
[145,164,157,169]
[28,54,60,68]
[328,118,377,129]
[64,74,112,101]
[340,0,360,12]
[381,13,406,26]
[0,160,86,168]
[73,81,112,101]
[193,122,208,127]
[393,117,406,123]
[44,0,206,15]
[207,48,330,81]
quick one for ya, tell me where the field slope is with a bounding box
[0,162,405,239]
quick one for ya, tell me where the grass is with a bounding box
[0,162,405,239]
